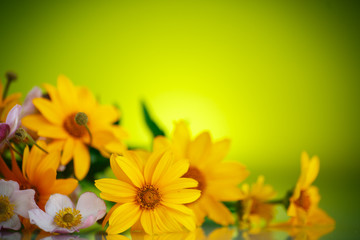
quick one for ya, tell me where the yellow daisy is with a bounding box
[154,120,249,226]
[287,152,334,226]
[22,75,127,180]
[95,149,201,235]
[238,175,276,229]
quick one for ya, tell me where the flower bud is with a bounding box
[6,71,17,82]
[15,128,27,142]
[74,112,88,126]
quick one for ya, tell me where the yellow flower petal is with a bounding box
[107,203,141,234]
[73,141,90,180]
[172,120,191,159]
[202,195,234,225]
[162,189,201,204]
[117,155,145,188]
[33,98,63,125]
[161,178,198,193]
[61,138,75,165]
[188,132,211,166]
[95,178,136,203]
[57,75,78,111]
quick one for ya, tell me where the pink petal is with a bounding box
[22,86,42,117]
[0,214,21,230]
[29,209,57,233]
[10,189,38,218]
[45,194,74,217]
[0,123,10,143]
[5,104,22,139]
[0,179,19,197]
[79,215,95,229]
[76,192,106,226]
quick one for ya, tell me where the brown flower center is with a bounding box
[63,113,87,138]
[136,185,161,210]
[295,190,311,211]
[183,166,206,192]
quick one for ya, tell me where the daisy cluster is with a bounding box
[0,73,335,239]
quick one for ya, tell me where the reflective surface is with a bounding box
[0,224,340,240]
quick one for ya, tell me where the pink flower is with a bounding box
[0,179,38,230]
[29,192,106,233]
[21,86,42,118]
[0,104,22,148]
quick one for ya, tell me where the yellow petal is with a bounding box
[188,132,211,165]
[161,178,198,193]
[202,195,234,226]
[206,184,244,201]
[304,156,320,188]
[37,124,69,139]
[117,155,145,188]
[172,120,191,159]
[140,210,155,235]
[161,202,194,216]
[73,141,90,180]
[61,138,75,165]
[33,98,63,125]
[22,145,30,178]
[47,178,78,195]
[110,154,133,185]
[162,189,201,204]
[166,207,196,232]
[207,138,231,164]
[153,136,171,152]
[95,178,136,203]
[156,159,190,188]
[151,151,174,186]
[107,203,141,234]
[144,150,164,184]
[57,75,78,112]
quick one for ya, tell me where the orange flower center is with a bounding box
[183,167,206,192]
[136,185,161,210]
[295,190,311,211]
[63,113,87,138]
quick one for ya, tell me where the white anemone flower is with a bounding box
[0,179,38,230]
[29,192,106,233]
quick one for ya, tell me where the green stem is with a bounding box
[266,198,285,205]
[26,133,48,154]
[6,140,23,158]
[85,124,93,145]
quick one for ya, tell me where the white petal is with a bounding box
[29,209,57,233]
[5,104,22,139]
[76,192,106,224]
[0,179,19,197]
[45,194,74,217]
[0,214,21,230]
[10,189,38,218]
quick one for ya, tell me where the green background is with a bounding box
[1,0,359,239]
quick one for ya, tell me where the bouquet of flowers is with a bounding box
[0,73,335,239]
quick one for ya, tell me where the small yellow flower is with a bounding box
[22,75,127,179]
[238,175,276,229]
[95,149,201,235]
[154,120,249,226]
[287,152,334,226]
[0,141,78,210]
[0,81,21,122]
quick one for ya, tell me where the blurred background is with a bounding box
[1,0,359,238]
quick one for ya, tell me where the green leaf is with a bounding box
[142,101,165,138]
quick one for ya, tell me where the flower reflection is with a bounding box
[0,231,21,240]
[39,235,87,240]
[277,225,335,240]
